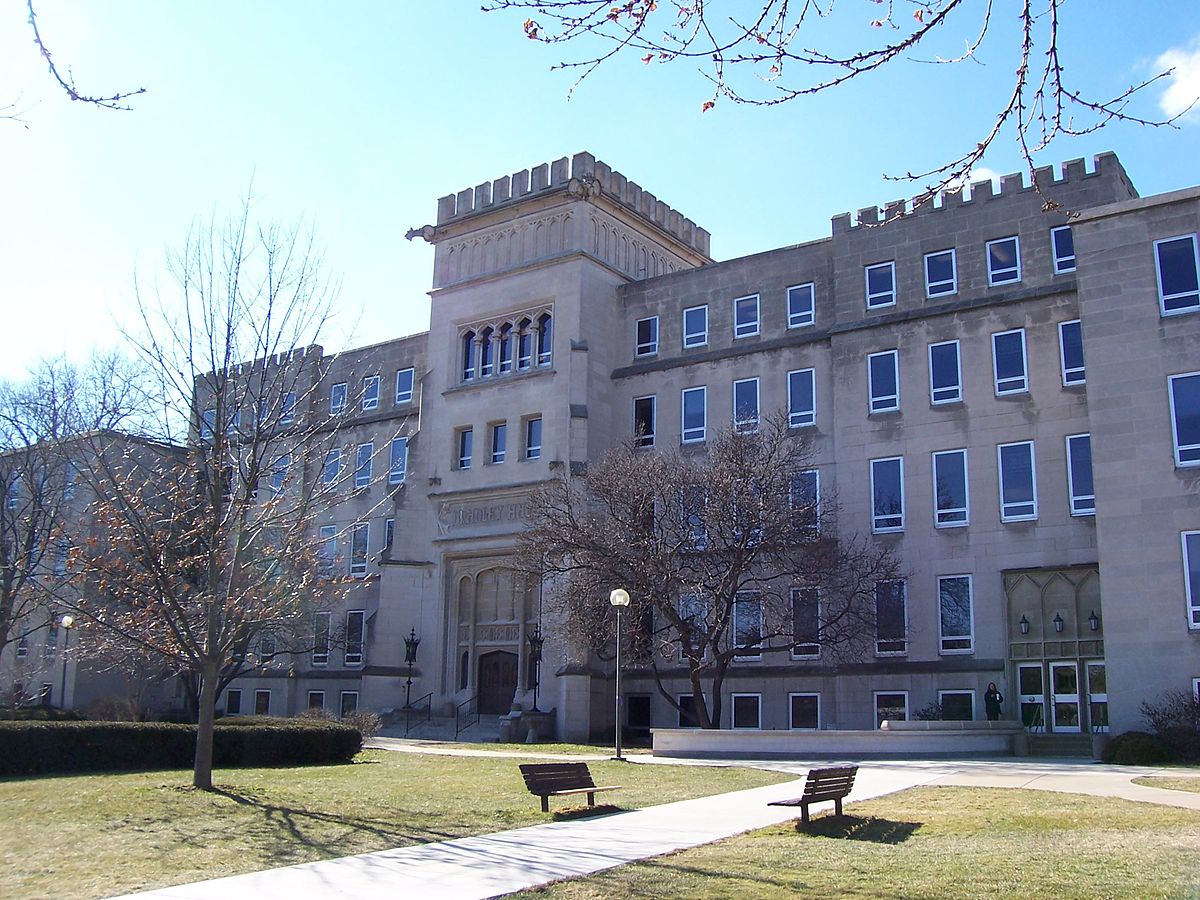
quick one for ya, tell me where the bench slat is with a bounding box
[519,762,623,812]
[768,765,858,825]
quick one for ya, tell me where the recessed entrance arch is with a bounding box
[478,650,518,715]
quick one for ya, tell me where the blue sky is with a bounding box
[1,1,1197,380]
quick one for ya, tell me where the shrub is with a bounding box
[913,702,943,721]
[1139,690,1200,763]
[0,706,86,721]
[341,710,381,740]
[1102,731,1173,765]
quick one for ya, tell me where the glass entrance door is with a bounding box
[1050,661,1082,733]
[1086,662,1108,732]
[1018,664,1046,730]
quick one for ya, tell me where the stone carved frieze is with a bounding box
[437,496,533,536]
[439,210,573,286]
[588,210,683,281]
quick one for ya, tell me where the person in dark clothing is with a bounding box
[984,682,1004,720]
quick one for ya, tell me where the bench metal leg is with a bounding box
[541,796,549,813]
[586,791,595,807]
[834,798,843,817]
[800,802,811,826]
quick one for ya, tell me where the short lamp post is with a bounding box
[59,614,75,710]
[527,625,544,713]
[403,628,420,709]
[609,588,630,761]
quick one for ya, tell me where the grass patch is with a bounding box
[515,787,1200,899]
[1133,776,1200,794]
[382,739,648,756]
[0,750,788,899]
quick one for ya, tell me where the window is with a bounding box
[225,689,242,716]
[1185,531,1200,628]
[340,691,359,717]
[345,610,365,665]
[992,329,1028,395]
[939,575,974,653]
[517,319,533,369]
[987,236,1021,284]
[925,249,957,297]
[681,386,706,443]
[498,325,513,374]
[929,341,962,404]
[682,485,707,550]
[384,517,394,547]
[40,683,52,706]
[457,428,473,469]
[633,396,656,447]
[1051,225,1076,273]
[939,691,975,721]
[389,437,408,484]
[330,382,347,414]
[731,694,761,729]
[350,523,369,577]
[259,632,277,659]
[871,457,904,532]
[280,392,295,426]
[787,368,815,428]
[932,449,969,526]
[322,448,340,486]
[733,294,760,338]
[226,410,240,437]
[635,316,659,356]
[677,694,699,727]
[1170,373,1200,466]
[1155,234,1200,314]
[791,588,819,658]
[525,417,543,459]
[678,594,706,660]
[789,693,820,730]
[874,691,908,727]
[362,375,379,410]
[732,377,760,433]
[875,580,907,654]
[789,469,820,533]
[461,331,476,381]
[319,524,337,577]
[270,453,290,496]
[868,350,899,413]
[312,612,331,665]
[536,313,553,366]
[254,690,271,716]
[355,442,373,489]
[865,261,896,308]
[479,327,495,377]
[16,629,28,659]
[733,591,762,659]
[1056,433,1095,517]
[490,423,507,463]
[787,283,815,328]
[4,474,18,511]
[1058,320,1085,385]
[998,441,1038,521]
[308,691,325,710]
[683,305,708,348]
[395,368,415,404]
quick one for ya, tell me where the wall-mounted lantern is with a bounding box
[1088,610,1100,632]
[1053,612,1065,633]
[1018,614,1030,636]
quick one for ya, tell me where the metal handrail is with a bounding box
[403,692,433,737]
[1023,704,1045,733]
[455,694,478,738]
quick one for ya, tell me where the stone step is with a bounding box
[1029,734,1095,757]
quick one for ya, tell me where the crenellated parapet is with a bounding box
[831,152,1137,234]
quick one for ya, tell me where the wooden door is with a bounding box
[478,650,518,715]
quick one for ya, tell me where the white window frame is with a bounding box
[1183,531,1200,629]
[790,587,820,659]
[1065,433,1096,516]
[384,517,394,548]
[350,522,369,577]
[319,524,337,577]
[683,305,708,348]
[395,368,415,404]
[330,382,347,415]
[362,375,380,411]
[355,442,373,489]
[270,453,290,496]
[868,350,900,413]
[870,456,905,533]
[312,611,331,666]
[928,340,962,404]
[307,690,326,710]
[874,691,909,727]
[789,692,821,730]
[1169,372,1200,467]
[924,249,957,298]
[987,235,1022,285]
[344,610,365,666]
[874,581,908,656]
[225,689,242,716]
[322,448,340,486]
[732,377,760,434]
[998,440,1038,522]
[340,691,360,717]
[733,294,760,338]
[457,427,472,470]
[1155,234,1200,315]
[731,693,762,730]
[787,368,815,428]
[1051,225,1076,274]
[633,396,656,447]
[938,574,975,654]
[490,422,507,464]
[254,689,271,716]
[1058,320,1085,386]
[733,591,762,660]
[389,437,408,485]
[525,417,542,460]
[939,690,976,721]
[787,283,815,328]
[992,328,1029,395]
[681,386,707,443]
[677,693,701,728]
[635,315,659,356]
[280,392,296,425]
[932,448,969,527]
[865,261,896,309]
[789,469,820,532]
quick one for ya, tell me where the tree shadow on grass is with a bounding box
[797,814,922,844]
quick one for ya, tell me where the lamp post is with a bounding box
[59,614,74,710]
[527,625,544,713]
[403,628,420,709]
[609,588,630,761]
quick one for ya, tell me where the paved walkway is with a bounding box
[118,751,1200,900]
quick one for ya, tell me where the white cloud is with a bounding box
[1156,41,1200,121]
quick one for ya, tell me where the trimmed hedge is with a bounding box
[1102,730,1174,766]
[0,719,362,777]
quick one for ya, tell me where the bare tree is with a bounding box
[519,413,898,729]
[487,0,1187,211]
[67,200,379,790]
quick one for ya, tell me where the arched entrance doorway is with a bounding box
[478,650,518,715]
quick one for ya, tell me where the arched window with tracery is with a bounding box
[479,326,495,378]
[461,330,476,382]
[537,313,553,367]
[498,323,513,374]
[517,318,533,370]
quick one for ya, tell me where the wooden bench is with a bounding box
[519,762,622,812]
[768,765,858,825]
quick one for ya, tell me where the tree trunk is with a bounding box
[193,661,218,790]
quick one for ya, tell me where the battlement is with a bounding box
[831,152,1136,234]
[435,151,710,257]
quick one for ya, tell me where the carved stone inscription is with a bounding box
[438,497,532,535]
[477,624,520,643]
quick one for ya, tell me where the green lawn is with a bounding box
[1133,775,1200,794]
[515,787,1200,899]
[0,750,789,900]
